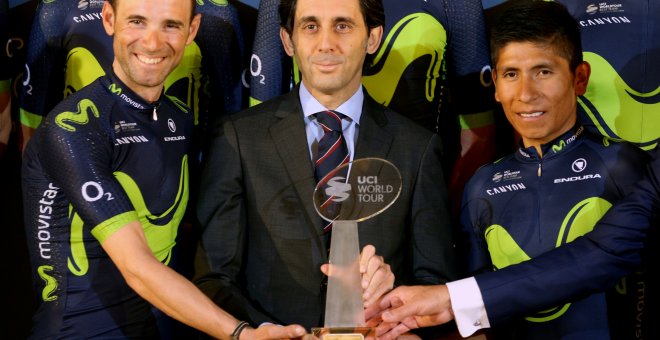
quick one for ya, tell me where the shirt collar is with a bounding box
[299,81,363,124]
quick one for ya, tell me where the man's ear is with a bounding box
[101,1,115,36]
[280,28,295,57]
[574,61,591,96]
[366,26,383,54]
[492,68,500,102]
[186,13,202,45]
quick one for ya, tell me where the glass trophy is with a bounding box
[312,158,402,340]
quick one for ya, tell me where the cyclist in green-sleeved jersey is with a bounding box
[249,0,497,217]
[21,0,306,338]
[483,0,660,338]
[19,0,245,155]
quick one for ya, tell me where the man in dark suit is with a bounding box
[375,2,659,339]
[195,0,457,332]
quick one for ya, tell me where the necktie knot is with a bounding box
[315,110,344,133]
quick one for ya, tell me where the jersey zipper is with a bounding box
[152,103,160,121]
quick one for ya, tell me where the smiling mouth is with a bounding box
[136,54,164,65]
[519,111,544,118]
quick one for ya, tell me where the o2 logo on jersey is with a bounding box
[250,54,266,85]
[572,158,587,173]
[22,64,32,95]
[168,118,176,133]
[81,181,114,202]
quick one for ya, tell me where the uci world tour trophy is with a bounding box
[312,158,402,340]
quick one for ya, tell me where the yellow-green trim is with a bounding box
[20,108,43,129]
[0,79,10,93]
[91,211,140,243]
[249,97,263,107]
[458,110,495,130]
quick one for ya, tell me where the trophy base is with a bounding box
[311,327,374,340]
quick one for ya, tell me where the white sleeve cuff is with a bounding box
[447,277,490,337]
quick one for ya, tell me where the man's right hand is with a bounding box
[241,323,307,339]
[375,285,455,339]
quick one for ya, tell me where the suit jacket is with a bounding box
[195,87,457,329]
[476,147,660,325]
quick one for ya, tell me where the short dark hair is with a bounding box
[107,0,197,22]
[490,1,583,72]
[279,0,384,36]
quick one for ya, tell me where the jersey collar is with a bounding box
[516,124,585,161]
[102,70,164,116]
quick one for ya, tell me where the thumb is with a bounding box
[320,263,330,276]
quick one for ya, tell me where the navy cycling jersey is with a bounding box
[363,0,494,130]
[460,125,649,339]
[21,72,193,339]
[564,1,660,150]
[20,0,244,131]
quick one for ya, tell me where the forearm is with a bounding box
[104,221,241,339]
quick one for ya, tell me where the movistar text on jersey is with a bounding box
[37,183,59,260]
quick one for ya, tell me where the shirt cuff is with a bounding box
[447,277,490,337]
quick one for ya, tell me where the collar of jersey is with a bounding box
[516,124,585,162]
[101,70,163,114]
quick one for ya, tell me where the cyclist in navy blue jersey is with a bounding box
[373,3,655,339]
[21,0,305,338]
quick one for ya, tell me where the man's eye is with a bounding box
[336,23,350,31]
[502,72,516,78]
[303,24,318,30]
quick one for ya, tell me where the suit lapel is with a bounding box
[355,93,393,160]
[269,91,326,239]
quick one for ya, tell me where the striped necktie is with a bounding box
[314,110,349,232]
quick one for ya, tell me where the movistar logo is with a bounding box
[109,85,146,110]
[578,52,660,149]
[363,12,447,105]
[109,83,122,95]
[38,265,58,302]
[55,99,100,132]
[325,177,351,203]
[551,127,582,154]
[485,197,612,322]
